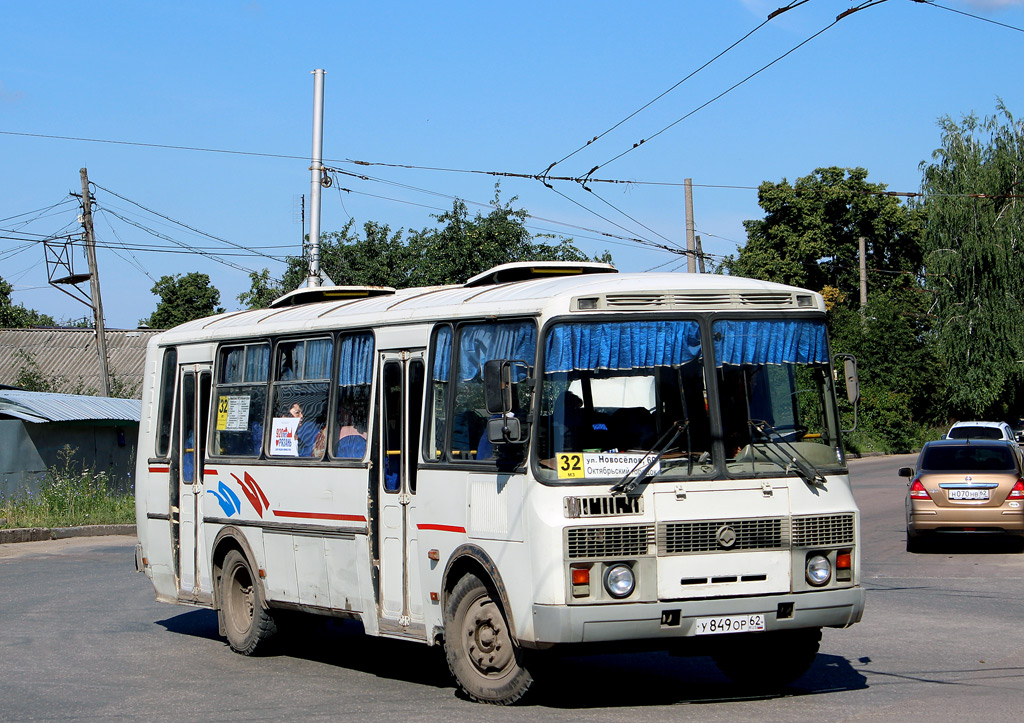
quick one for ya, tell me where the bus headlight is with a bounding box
[805,554,832,586]
[604,564,635,599]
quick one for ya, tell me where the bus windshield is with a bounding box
[536,317,844,482]
[715,318,843,477]
[537,319,713,481]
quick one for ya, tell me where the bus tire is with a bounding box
[220,549,277,655]
[443,572,533,705]
[711,627,821,689]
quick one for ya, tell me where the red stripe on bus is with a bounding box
[149,466,170,473]
[204,469,218,476]
[417,524,466,533]
[273,510,367,523]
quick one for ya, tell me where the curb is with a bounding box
[0,524,137,545]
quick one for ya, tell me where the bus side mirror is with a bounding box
[833,353,859,434]
[483,359,531,415]
[487,415,524,444]
[484,360,513,414]
[842,356,860,405]
[898,466,914,478]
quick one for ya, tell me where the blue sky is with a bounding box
[2,0,1022,328]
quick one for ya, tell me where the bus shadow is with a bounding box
[155,611,867,706]
[526,651,866,708]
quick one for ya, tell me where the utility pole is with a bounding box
[695,234,706,274]
[684,178,696,273]
[306,68,326,288]
[859,236,868,314]
[80,168,111,396]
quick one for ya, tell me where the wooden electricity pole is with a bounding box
[79,168,111,396]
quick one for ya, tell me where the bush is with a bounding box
[0,446,134,529]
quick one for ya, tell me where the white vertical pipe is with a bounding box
[307,69,326,287]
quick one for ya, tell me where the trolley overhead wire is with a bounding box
[539,0,813,177]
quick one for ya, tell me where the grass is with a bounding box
[0,446,135,529]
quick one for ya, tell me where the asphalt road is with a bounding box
[2,454,1024,721]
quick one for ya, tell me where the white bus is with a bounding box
[135,261,864,704]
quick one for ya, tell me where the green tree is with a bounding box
[0,276,56,328]
[239,186,608,308]
[142,272,224,328]
[726,167,934,451]
[919,102,1024,418]
[725,167,924,307]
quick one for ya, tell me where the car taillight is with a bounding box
[909,479,930,500]
[1008,479,1024,500]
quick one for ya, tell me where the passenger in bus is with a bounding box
[288,402,322,458]
[552,390,584,452]
[336,407,367,459]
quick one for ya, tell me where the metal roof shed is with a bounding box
[0,390,141,500]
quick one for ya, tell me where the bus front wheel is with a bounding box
[220,549,277,655]
[443,572,533,705]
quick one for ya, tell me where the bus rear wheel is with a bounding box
[443,573,533,705]
[220,549,277,655]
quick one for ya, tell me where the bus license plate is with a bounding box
[948,489,989,500]
[693,614,766,635]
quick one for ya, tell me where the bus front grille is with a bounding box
[566,524,655,558]
[658,518,787,554]
[791,513,855,547]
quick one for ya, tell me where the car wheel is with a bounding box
[905,529,926,553]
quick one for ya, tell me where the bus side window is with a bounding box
[451,320,535,463]
[270,338,332,459]
[424,325,453,462]
[212,343,269,458]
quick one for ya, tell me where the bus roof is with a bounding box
[151,268,825,346]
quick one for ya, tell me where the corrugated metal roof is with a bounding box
[0,328,160,398]
[0,389,141,424]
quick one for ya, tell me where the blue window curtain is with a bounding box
[432,326,453,382]
[455,321,537,382]
[713,319,829,367]
[306,338,333,380]
[337,333,374,387]
[544,320,702,373]
[223,347,244,383]
[244,344,269,382]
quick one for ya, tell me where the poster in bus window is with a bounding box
[217,395,251,431]
[270,416,300,456]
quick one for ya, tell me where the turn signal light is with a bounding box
[836,551,852,570]
[571,565,591,598]
[909,479,930,500]
[1008,479,1024,500]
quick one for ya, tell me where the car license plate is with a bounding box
[948,489,990,500]
[693,614,766,635]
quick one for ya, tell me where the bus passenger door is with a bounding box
[175,364,212,602]
[378,351,426,633]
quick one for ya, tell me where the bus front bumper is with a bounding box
[531,587,865,645]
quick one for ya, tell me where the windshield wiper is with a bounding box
[611,420,689,495]
[749,419,827,486]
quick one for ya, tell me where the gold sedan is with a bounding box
[900,439,1024,552]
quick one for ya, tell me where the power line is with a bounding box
[910,0,1024,34]
[539,0,812,176]
[586,1,890,176]
[91,182,287,264]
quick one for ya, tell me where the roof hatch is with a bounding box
[463,261,617,288]
[268,286,397,309]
